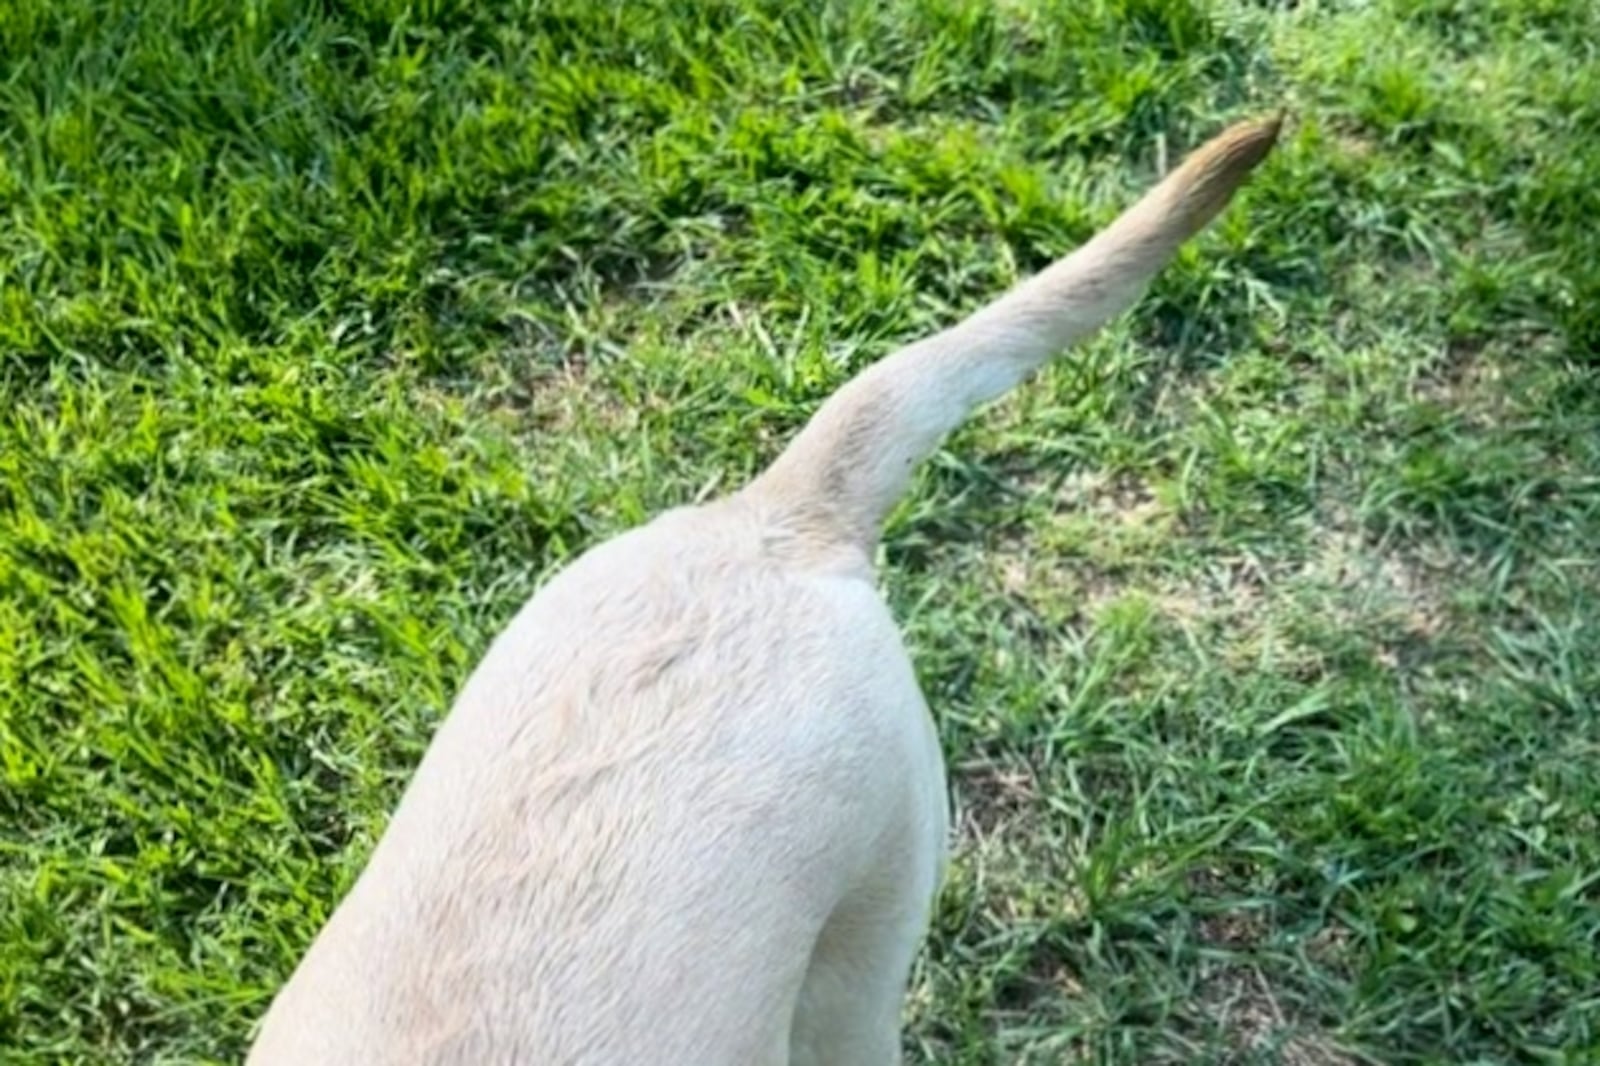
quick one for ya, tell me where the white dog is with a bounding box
[247,115,1280,1066]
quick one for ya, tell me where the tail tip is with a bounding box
[1173,110,1285,224]
[1213,110,1287,173]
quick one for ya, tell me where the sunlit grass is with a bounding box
[2,1,1597,1062]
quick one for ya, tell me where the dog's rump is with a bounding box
[248,523,942,1064]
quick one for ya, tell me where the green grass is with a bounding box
[2,0,1598,1062]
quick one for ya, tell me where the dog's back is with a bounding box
[248,509,945,1064]
[248,116,1280,1065]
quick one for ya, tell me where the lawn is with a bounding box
[2,0,1597,1062]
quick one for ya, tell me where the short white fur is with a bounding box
[247,115,1281,1066]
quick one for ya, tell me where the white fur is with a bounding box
[247,116,1279,1066]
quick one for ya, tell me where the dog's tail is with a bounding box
[743,114,1281,554]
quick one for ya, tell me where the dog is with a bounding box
[246,114,1280,1066]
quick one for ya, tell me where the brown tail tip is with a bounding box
[1168,112,1284,233]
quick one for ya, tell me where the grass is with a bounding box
[2,0,1598,1062]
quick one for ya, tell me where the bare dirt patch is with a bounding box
[1198,965,1363,1066]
